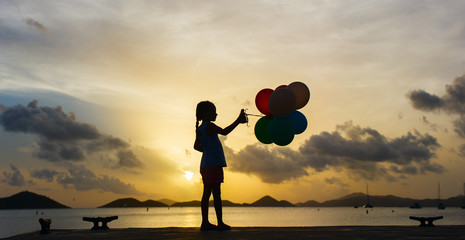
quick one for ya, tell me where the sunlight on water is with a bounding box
[1,207,464,238]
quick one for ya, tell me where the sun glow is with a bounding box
[184,171,194,180]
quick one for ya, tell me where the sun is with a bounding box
[184,171,194,180]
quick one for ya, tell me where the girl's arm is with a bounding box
[206,109,247,136]
[194,131,203,152]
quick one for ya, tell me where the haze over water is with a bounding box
[2,207,465,238]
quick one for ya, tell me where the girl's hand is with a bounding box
[237,109,248,124]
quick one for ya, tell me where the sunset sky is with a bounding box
[1,0,465,208]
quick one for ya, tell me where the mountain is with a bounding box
[250,195,295,207]
[99,198,168,208]
[298,193,465,207]
[0,191,70,209]
[98,193,465,209]
[170,200,242,207]
[296,200,320,207]
[157,198,176,206]
[171,200,201,207]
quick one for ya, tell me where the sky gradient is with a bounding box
[1,0,465,208]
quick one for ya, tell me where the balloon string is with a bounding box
[246,113,264,117]
[243,108,264,127]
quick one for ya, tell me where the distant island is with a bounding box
[99,198,168,208]
[1,191,465,209]
[0,191,70,209]
[169,195,294,208]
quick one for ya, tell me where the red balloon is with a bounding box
[255,88,273,116]
[275,85,287,90]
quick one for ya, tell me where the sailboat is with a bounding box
[437,182,445,210]
[363,182,373,208]
[461,183,465,209]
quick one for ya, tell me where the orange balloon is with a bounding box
[288,82,310,109]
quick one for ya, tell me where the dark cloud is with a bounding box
[24,18,47,32]
[225,143,308,183]
[117,150,144,168]
[87,135,130,152]
[324,177,349,187]
[443,74,465,114]
[453,116,465,138]
[31,165,141,195]
[0,99,99,141]
[408,74,465,114]
[2,164,26,186]
[30,168,60,182]
[226,122,443,184]
[34,139,86,162]
[408,74,465,139]
[0,100,142,169]
[408,90,444,111]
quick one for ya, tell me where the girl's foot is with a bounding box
[217,223,231,231]
[200,222,217,231]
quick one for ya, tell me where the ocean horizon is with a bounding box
[1,207,464,238]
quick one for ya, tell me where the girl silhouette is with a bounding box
[194,101,247,231]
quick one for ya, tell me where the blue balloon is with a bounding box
[268,118,294,146]
[285,110,307,134]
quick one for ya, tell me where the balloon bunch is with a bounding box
[253,82,310,146]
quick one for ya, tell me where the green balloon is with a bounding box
[254,116,273,144]
[268,117,294,146]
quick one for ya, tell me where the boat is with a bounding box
[363,182,373,208]
[409,202,422,209]
[437,182,445,210]
[461,183,465,209]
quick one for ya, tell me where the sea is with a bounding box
[1,207,465,238]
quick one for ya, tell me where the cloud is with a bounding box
[226,121,443,183]
[0,100,142,168]
[30,168,60,182]
[117,150,145,168]
[31,164,141,195]
[2,164,26,186]
[0,99,99,141]
[324,177,349,187]
[24,18,47,33]
[408,74,465,139]
[408,74,465,114]
[420,116,439,131]
[225,143,309,183]
[408,90,444,111]
[35,139,86,162]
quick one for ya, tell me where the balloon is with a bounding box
[255,88,273,116]
[288,82,310,109]
[254,116,273,144]
[275,85,287,90]
[285,110,307,134]
[268,88,296,117]
[268,118,294,146]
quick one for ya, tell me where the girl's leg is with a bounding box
[212,183,230,230]
[212,183,222,223]
[201,183,215,230]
